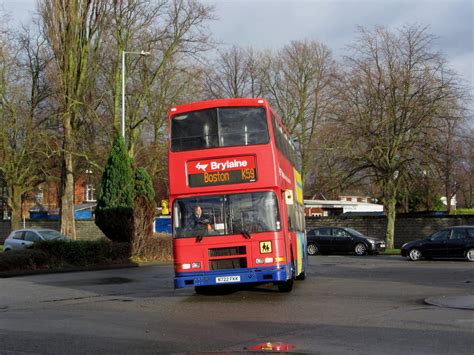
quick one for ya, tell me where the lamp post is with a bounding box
[121,50,151,138]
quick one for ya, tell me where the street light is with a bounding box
[121,50,151,138]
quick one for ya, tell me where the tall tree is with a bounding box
[39,0,107,239]
[203,45,263,99]
[103,0,213,157]
[335,25,460,248]
[0,22,51,230]
[261,40,336,183]
[428,100,467,213]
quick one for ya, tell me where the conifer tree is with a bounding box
[95,135,134,242]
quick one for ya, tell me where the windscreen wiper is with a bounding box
[241,230,252,239]
[195,234,204,242]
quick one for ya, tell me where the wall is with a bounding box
[2,215,474,247]
[0,219,106,243]
[305,215,474,248]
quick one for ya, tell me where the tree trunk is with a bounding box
[445,182,452,214]
[60,114,76,239]
[385,196,396,249]
[8,184,23,231]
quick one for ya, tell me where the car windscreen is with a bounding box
[38,230,68,241]
[170,107,269,151]
[172,191,280,238]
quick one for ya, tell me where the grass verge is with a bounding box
[380,248,401,255]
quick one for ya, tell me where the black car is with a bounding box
[306,227,386,256]
[401,226,474,261]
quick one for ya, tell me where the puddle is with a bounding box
[46,277,133,287]
[246,342,295,351]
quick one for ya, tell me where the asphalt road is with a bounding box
[0,255,473,354]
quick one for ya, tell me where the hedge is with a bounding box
[0,240,131,274]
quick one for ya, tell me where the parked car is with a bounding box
[3,229,69,251]
[401,226,474,261]
[306,227,385,256]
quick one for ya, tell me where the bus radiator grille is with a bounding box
[208,246,246,257]
[209,258,247,270]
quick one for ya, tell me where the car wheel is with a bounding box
[307,243,318,256]
[466,248,474,262]
[408,248,422,261]
[354,243,367,256]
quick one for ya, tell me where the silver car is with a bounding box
[3,229,69,251]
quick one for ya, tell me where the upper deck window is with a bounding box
[171,107,269,152]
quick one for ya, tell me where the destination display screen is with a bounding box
[187,156,257,187]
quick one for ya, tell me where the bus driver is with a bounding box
[190,205,211,231]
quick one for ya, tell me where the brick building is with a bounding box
[0,171,97,220]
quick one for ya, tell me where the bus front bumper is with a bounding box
[174,265,289,288]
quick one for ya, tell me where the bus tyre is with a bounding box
[278,259,295,292]
[277,278,294,292]
[194,286,212,295]
[296,271,305,281]
[307,243,318,256]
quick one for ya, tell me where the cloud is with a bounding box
[206,0,473,111]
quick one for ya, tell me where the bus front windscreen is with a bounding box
[171,107,269,151]
[172,191,281,238]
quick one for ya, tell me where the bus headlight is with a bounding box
[181,262,201,270]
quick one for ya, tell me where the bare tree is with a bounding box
[103,0,213,157]
[428,100,467,213]
[203,45,263,99]
[261,40,336,183]
[335,25,461,248]
[0,21,52,230]
[39,0,107,239]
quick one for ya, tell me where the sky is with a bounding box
[1,0,473,113]
[203,0,473,105]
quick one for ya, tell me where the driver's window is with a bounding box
[333,229,349,238]
[451,229,466,240]
[431,230,450,241]
[24,232,41,242]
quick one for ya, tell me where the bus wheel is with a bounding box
[195,286,212,295]
[278,259,295,292]
[296,271,305,281]
[277,278,294,292]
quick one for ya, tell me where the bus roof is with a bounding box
[169,98,268,115]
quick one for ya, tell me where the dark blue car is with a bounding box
[401,226,474,261]
[307,227,385,256]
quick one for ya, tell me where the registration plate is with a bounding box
[216,276,240,283]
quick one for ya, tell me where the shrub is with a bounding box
[31,240,131,266]
[132,167,157,257]
[0,249,50,272]
[95,135,134,243]
[134,167,155,202]
[131,233,172,263]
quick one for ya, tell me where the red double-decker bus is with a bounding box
[168,98,306,293]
